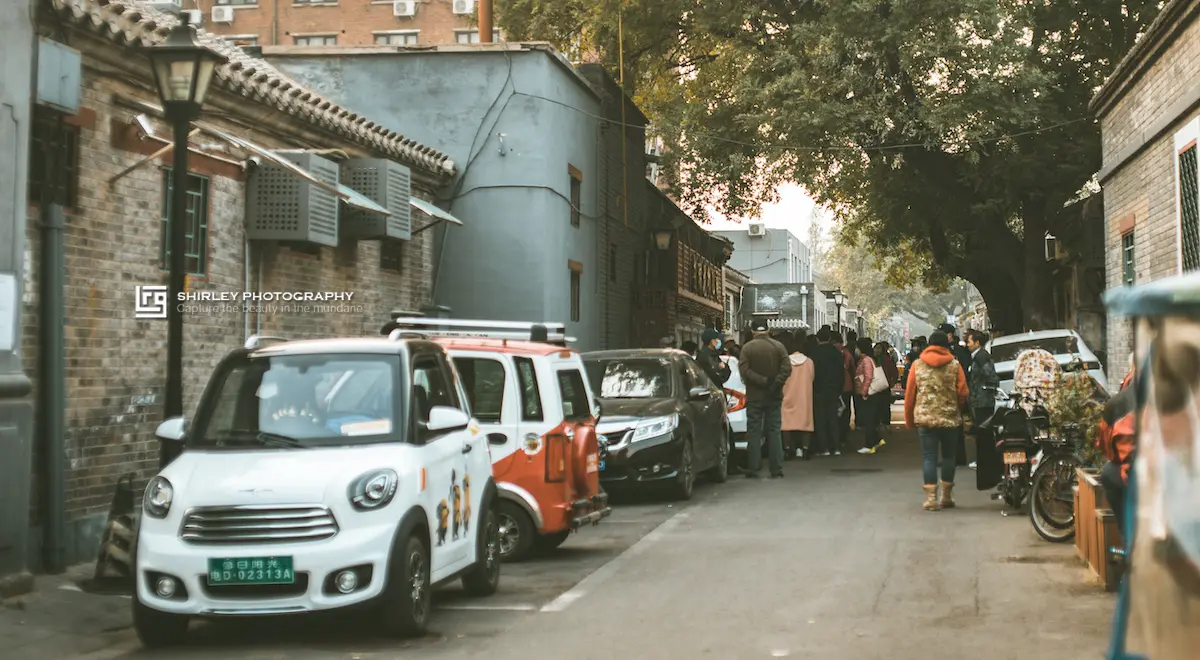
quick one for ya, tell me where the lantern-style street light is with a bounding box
[145,12,227,468]
[832,290,846,335]
[651,228,675,251]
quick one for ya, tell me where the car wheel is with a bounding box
[132,596,189,648]
[379,535,431,638]
[461,501,501,596]
[496,500,536,563]
[533,530,572,554]
[706,428,729,483]
[672,438,695,501]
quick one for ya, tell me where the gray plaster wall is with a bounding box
[715,228,811,284]
[272,49,606,350]
[0,0,37,595]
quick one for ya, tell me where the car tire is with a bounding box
[379,535,432,638]
[132,596,189,648]
[461,500,501,596]
[672,438,695,501]
[533,530,571,554]
[496,500,536,563]
[706,428,729,483]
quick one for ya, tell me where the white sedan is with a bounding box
[719,356,748,450]
[987,329,1108,396]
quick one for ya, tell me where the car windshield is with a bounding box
[190,353,402,449]
[990,337,1079,363]
[584,358,672,399]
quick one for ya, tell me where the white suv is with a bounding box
[133,335,501,647]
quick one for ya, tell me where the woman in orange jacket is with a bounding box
[904,330,969,510]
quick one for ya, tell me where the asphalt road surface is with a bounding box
[70,411,1114,660]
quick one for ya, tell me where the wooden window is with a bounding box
[28,110,80,208]
[1122,232,1135,286]
[1181,144,1200,272]
[294,34,337,46]
[568,165,583,228]
[375,31,419,45]
[160,168,210,277]
[455,29,501,44]
[380,239,404,273]
[568,260,583,322]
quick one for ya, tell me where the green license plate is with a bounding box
[206,557,295,585]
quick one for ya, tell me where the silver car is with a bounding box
[986,329,1108,396]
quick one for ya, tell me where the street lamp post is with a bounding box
[832,290,846,335]
[145,12,226,468]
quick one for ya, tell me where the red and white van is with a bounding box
[388,318,611,562]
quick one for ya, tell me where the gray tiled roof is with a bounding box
[48,0,456,177]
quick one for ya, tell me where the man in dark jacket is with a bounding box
[696,328,731,388]
[810,326,845,456]
[965,329,1001,486]
[940,324,972,466]
[738,318,792,478]
[832,333,855,453]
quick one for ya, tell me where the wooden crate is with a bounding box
[1094,507,1125,592]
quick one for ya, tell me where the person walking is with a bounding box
[832,333,854,454]
[738,319,792,479]
[854,338,885,455]
[875,341,899,438]
[904,330,969,510]
[696,328,732,389]
[810,327,844,457]
[905,336,927,391]
[964,329,1001,484]
[781,335,815,460]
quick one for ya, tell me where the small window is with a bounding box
[514,357,543,421]
[375,31,419,45]
[216,0,258,4]
[568,167,582,227]
[453,357,506,423]
[557,369,591,421]
[1122,232,1135,286]
[230,35,259,47]
[608,243,617,282]
[570,269,581,322]
[28,110,80,208]
[455,29,501,44]
[294,34,337,46]
[412,355,458,440]
[380,239,404,273]
[160,168,210,277]
[1181,145,1200,272]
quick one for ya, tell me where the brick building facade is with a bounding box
[26,0,454,567]
[198,0,499,47]
[1091,0,1200,390]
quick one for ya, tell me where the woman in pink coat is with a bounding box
[781,335,816,460]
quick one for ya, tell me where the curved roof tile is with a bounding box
[48,0,457,178]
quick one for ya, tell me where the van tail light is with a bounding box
[545,431,567,482]
[724,389,746,413]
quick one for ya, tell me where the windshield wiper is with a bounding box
[215,429,310,449]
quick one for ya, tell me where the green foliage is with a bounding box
[1045,365,1108,468]
[496,0,1162,330]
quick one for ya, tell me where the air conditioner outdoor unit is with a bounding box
[211,5,235,23]
[748,223,767,237]
[452,0,475,15]
[393,0,417,17]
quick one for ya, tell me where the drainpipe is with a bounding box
[271,0,279,45]
[38,195,66,574]
[243,237,250,341]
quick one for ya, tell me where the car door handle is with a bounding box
[462,444,473,454]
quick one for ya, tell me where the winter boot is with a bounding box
[939,481,956,509]
[923,485,939,511]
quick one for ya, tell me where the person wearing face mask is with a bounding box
[696,328,732,389]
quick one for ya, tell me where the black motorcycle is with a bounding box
[980,388,1050,511]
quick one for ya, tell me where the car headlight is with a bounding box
[631,414,679,442]
[348,469,398,511]
[143,476,174,519]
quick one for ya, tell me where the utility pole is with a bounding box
[479,0,493,42]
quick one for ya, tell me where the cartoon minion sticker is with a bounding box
[461,473,472,534]
[452,481,463,541]
[436,500,449,545]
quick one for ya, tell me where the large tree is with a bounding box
[497,0,1161,332]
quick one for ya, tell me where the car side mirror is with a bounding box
[426,406,470,434]
[155,417,186,442]
[688,386,710,400]
[487,432,508,446]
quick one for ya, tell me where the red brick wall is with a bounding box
[196,0,487,46]
[1099,12,1200,391]
[24,55,436,535]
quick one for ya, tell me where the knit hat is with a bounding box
[701,328,721,343]
[751,318,770,332]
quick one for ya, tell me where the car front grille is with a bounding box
[600,430,632,450]
[180,505,339,545]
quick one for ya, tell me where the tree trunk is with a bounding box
[1021,204,1058,330]
[975,279,1023,335]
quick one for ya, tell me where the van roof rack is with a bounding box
[244,335,288,350]
[382,317,575,345]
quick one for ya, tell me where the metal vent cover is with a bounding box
[246,152,339,247]
[341,158,412,241]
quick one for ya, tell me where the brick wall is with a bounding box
[24,48,437,564]
[197,0,484,47]
[1099,12,1200,391]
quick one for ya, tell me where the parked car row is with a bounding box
[131,319,731,649]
